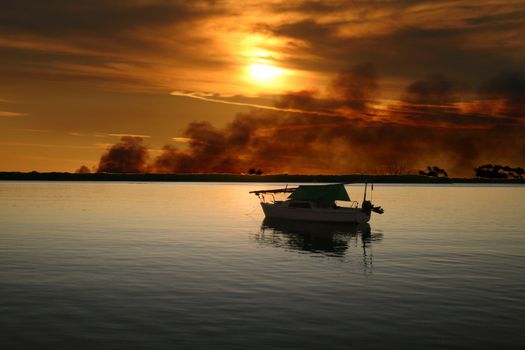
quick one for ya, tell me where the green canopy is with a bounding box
[288,184,350,205]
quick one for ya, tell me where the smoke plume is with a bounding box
[477,71,525,118]
[332,63,379,112]
[75,165,91,174]
[95,67,525,176]
[97,136,149,173]
[402,74,458,105]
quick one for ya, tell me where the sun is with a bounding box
[247,63,283,85]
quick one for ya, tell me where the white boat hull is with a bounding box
[261,202,371,223]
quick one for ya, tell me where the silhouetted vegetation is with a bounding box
[475,164,524,179]
[419,166,448,177]
[248,168,263,175]
[1,172,524,183]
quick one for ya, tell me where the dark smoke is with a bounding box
[275,90,322,111]
[75,165,91,174]
[153,119,258,173]
[331,63,379,112]
[97,136,149,173]
[148,110,524,176]
[477,71,525,118]
[403,74,458,105]
[95,68,525,177]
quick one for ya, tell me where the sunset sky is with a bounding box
[1,0,524,175]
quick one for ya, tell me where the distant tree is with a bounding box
[255,169,263,175]
[248,168,263,175]
[475,164,524,178]
[419,166,448,177]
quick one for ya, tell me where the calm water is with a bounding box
[1,182,525,349]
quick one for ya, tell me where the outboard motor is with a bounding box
[362,200,384,215]
[362,200,373,215]
[362,182,384,216]
[372,205,384,214]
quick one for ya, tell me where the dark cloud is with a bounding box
[272,1,346,14]
[388,73,524,128]
[390,74,466,126]
[274,63,379,115]
[332,63,379,112]
[274,90,333,114]
[402,74,459,105]
[0,0,219,37]
[477,71,525,118]
[97,136,149,173]
[263,8,524,85]
[0,0,228,90]
[271,19,339,44]
[3,0,524,94]
[466,10,525,26]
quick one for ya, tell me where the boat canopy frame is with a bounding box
[249,187,297,196]
[250,183,353,207]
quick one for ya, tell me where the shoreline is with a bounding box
[1,172,524,184]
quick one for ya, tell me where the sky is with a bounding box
[1,0,524,176]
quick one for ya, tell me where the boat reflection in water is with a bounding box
[255,218,383,266]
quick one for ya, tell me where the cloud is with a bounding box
[93,132,151,138]
[271,0,346,14]
[477,71,525,118]
[106,133,151,138]
[171,62,382,120]
[3,1,524,174]
[170,90,341,117]
[259,1,525,89]
[0,0,233,92]
[172,137,194,143]
[0,111,26,117]
[402,74,459,105]
[1,0,524,95]
[331,63,379,112]
[0,0,219,37]
[67,132,84,136]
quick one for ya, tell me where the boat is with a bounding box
[250,183,384,223]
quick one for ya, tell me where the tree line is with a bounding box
[419,164,524,179]
[474,164,524,179]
